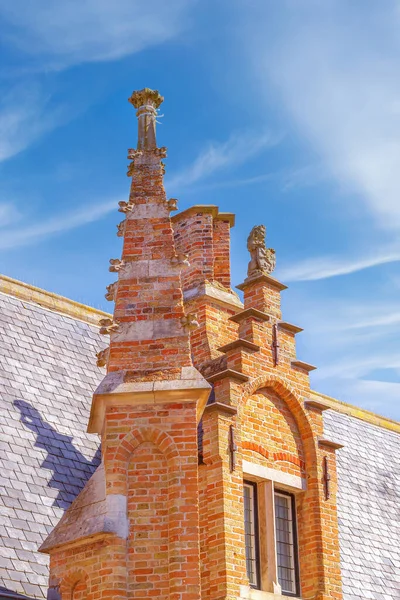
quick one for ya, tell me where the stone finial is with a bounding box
[105,282,118,301]
[167,198,178,212]
[128,88,164,151]
[116,220,126,237]
[181,313,199,331]
[118,201,133,214]
[96,347,109,367]
[128,88,164,110]
[109,259,125,273]
[247,225,276,277]
[99,319,120,335]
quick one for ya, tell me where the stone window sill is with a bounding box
[240,585,301,600]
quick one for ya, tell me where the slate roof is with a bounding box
[1,283,400,600]
[0,290,105,598]
[324,410,400,600]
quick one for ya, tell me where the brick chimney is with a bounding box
[40,89,210,600]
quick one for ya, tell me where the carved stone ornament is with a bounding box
[181,313,199,331]
[96,347,109,367]
[127,161,135,177]
[109,259,125,273]
[118,201,133,214]
[128,88,164,110]
[99,319,120,335]
[155,146,167,158]
[116,220,126,237]
[105,282,118,301]
[127,148,142,160]
[247,224,276,277]
[161,161,166,175]
[129,89,164,152]
[167,198,178,212]
[171,253,190,267]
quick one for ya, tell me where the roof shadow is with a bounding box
[14,399,101,509]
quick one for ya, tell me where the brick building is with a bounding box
[0,89,399,600]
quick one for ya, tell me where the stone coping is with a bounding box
[310,390,400,434]
[318,438,344,451]
[171,204,235,227]
[236,273,288,292]
[206,369,249,384]
[217,339,260,353]
[229,308,270,324]
[183,281,243,311]
[278,321,303,334]
[291,360,317,373]
[89,367,211,433]
[0,274,110,326]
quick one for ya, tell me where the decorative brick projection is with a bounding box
[172,206,235,293]
[172,207,215,290]
[212,216,232,289]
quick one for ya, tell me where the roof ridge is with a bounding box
[0,274,111,327]
[310,389,400,433]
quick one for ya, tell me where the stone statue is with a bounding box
[247,225,276,277]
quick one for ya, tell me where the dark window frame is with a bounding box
[243,480,261,590]
[274,488,300,597]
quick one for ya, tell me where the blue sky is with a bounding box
[0,0,399,419]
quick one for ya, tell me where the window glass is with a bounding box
[243,482,259,587]
[274,492,297,595]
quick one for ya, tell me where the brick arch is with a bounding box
[106,426,181,497]
[60,568,88,600]
[241,441,270,460]
[241,374,318,468]
[114,426,180,466]
[273,451,306,472]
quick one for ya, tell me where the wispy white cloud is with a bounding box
[283,287,400,418]
[243,1,400,229]
[0,0,194,71]
[0,202,21,227]
[0,83,67,162]
[166,130,281,191]
[0,199,117,250]
[279,247,400,281]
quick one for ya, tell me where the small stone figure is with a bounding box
[109,259,125,273]
[116,220,126,237]
[118,201,133,214]
[247,225,276,277]
[99,319,119,335]
[96,347,109,367]
[105,282,118,301]
[167,198,178,212]
[181,313,199,331]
